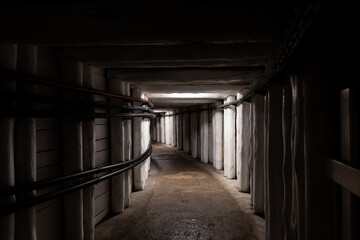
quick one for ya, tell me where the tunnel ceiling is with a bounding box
[0,1,297,108]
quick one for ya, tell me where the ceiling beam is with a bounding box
[91,58,268,68]
[136,84,248,94]
[56,44,278,64]
[150,98,219,108]
[107,67,263,84]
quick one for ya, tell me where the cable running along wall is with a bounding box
[0,68,155,216]
[0,145,152,216]
[0,68,155,119]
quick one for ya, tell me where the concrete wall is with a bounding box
[0,46,154,240]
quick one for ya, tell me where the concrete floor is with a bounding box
[95,143,259,240]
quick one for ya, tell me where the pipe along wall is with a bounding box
[0,44,153,240]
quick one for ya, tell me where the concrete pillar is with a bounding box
[190,106,198,158]
[303,60,334,239]
[291,75,305,240]
[213,101,223,170]
[264,92,268,220]
[132,88,146,190]
[61,58,84,240]
[160,113,165,144]
[109,80,125,213]
[14,45,37,240]
[200,104,209,163]
[236,91,251,192]
[208,109,213,164]
[282,80,294,239]
[224,98,228,176]
[252,94,265,214]
[182,108,190,153]
[124,83,132,207]
[165,115,172,145]
[224,96,236,179]
[171,113,176,147]
[176,109,183,150]
[197,110,201,159]
[82,64,95,240]
[156,115,161,143]
[340,89,359,240]
[168,111,174,146]
[0,44,17,240]
[249,101,254,206]
[265,84,284,240]
[141,94,150,180]
[212,107,216,165]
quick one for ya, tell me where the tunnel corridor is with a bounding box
[96,143,256,240]
[1,1,360,240]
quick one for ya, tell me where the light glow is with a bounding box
[147,93,222,99]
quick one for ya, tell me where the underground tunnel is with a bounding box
[0,1,359,240]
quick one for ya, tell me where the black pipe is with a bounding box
[216,100,241,109]
[0,145,152,216]
[0,145,152,197]
[0,110,156,119]
[0,92,154,114]
[0,68,154,108]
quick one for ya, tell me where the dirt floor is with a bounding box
[95,143,260,240]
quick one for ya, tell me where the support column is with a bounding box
[252,94,264,214]
[208,109,213,164]
[291,75,305,240]
[0,44,17,240]
[177,109,183,150]
[197,110,201,159]
[165,115,170,145]
[124,83,132,207]
[303,60,334,239]
[133,88,146,190]
[169,111,174,146]
[83,64,95,240]
[190,106,198,158]
[182,108,190,153]
[160,113,165,144]
[340,88,359,240]
[61,58,84,240]
[200,104,209,163]
[213,101,223,170]
[14,45,37,240]
[109,80,125,213]
[236,90,251,192]
[282,80,293,239]
[250,101,254,206]
[172,112,176,147]
[224,96,236,179]
[265,84,284,240]
[141,94,150,179]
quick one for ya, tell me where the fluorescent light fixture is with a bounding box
[147,93,222,98]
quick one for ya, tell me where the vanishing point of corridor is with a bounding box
[96,143,256,240]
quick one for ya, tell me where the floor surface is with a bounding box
[95,143,257,240]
